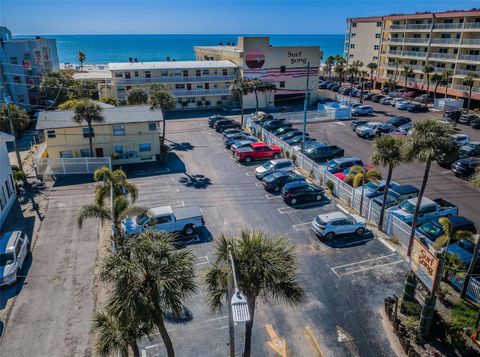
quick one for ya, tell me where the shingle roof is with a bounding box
[36,105,162,130]
[109,60,238,71]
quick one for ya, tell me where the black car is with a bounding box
[330,83,341,92]
[325,156,363,174]
[471,118,480,129]
[214,119,241,132]
[281,181,325,205]
[263,119,292,132]
[451,157,480,178]
[285,135,313,145]
[443,110,462,122]
[407,104,429,113]
[305,144,344,163]
[461,141,480,156]
[262,172,306,192]
[363,93,373,101]
[459,114,479,125]
[272,127,298,136]
[351,119,368,131]
[386,116,412,127]
[417,216,477,245]
[436,150,469,168]
[372,184,419,208]
[371,95,385,103]
[279,130,307,141]
[208,114,225,127]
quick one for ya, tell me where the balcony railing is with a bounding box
[455,69,479,76]
[403,38,429,44]
[462,39,480,46]
[170,88,231,97]
[464,22,480,29]
[116,74,237,85]
[430,38,461,45]
[387,50,403,56]
[458,54,480,61]
[406,24,432,30]
[389,25,405,30]
[433,23,464,30]
[386,38,404,43]
[429,52,458,59]
[403,51,427,58]
[453,84,480,93]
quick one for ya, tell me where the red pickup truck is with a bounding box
[233,142,282,163]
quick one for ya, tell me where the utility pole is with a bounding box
[4,94,23,172]
[227,247,235,357]
[301,62,310,153]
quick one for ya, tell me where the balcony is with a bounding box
[430,38,461,45]
[455,69,479,76]
[458,54,480,62]
[429,52,458,60]
[385,38,404,43]
[433,23,464,30]
[387,50,403,56]
[171,88,231,97]
[464,22,480,30]
[116,74,237,85]
[405,24,432,30]
[462,39,480,46]
[389,25,405,31]
[403,38,429,44]
[403,51,427,58]
[453,84,480,93]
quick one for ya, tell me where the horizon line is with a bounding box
[13,33,345,37]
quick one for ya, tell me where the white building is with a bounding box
[0,132,16,229]
[0,26,59,111]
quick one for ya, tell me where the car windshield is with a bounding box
[264,173,279,182]
[365,124,377,129]
[418,221,442,240]
[0,252,14,266]
[457,239,475,254]
[399,200,416,214]
[263,161,275,170]
[315,216,326,225]
[136,214,149,226]
[365,182,379,192]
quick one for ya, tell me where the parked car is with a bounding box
[471,118,480,129]
[214,119,241,132]
[233,142,282,163]
[254,159,295,179]
[263,119,292,132]
[262,172,306,192]
[285,135,314,146]
[414,94,434,104]
[0,231,30,287]
[372,184,419,208]
[305,144,345,163]
[395,100,411,110]
[388,197,458,225]
[407,103,429,113]
[355,180,400,199]
[363,93,373,101]
[225,135,258,149]
[451,157,480,178]
[223,128,247,137]
[351,105,374,116]
[443,110,462,123]
[122,206,205,237]
[208,114,226,128]
[401,91,416,99]
[272,127,298,136]
[380,96,393,105]
[436,149,469,168]
[372,95,385,103]
[450,134,471,147]
[460,141,480,156]
[319,81,330,89]
[459,113,479,125]
[356,122,395,138]
[330,83,341,91]
[312,212,366,239]
[279,130,308,141]
[445,239,480,267]
[387,116,412,128]
[390,98,405,107]
[325,156,363,174]
[351,119,369,131]
[281,181,325,205]
[231,139,259,151]
[291,139,319,151]
[416,216,477,249]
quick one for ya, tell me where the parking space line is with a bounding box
[331,253,397,270]
[335,204,350,214]
[255,182,263,187]
[196,255,209,265]
[377,237,397,252]
[173,200,185,208]
[224,149,230,152]
[265,194,281,200]
[337,259,405,276]
[292,222,312,231]
[277,207,296,214]
[245,172,253,176]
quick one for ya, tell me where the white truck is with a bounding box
[122,205,205,236]
[388,197,458,225]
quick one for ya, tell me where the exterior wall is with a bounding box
[43,121,161,165]
[0,27,59,111]
[0,134,16,229]
[345,20,382,68]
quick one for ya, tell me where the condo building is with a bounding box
[345,9,480,102]
[0,26,59,110]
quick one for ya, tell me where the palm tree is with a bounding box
[78,51,86,69]
[463,73,479,113]
[126,88,148,105]
[230,78,252,126]
[403,119,457,256]
[402,66,414,90]
[393,58,401,82]
[91,310,148,357]
[470,169,480,189]
[73,100,105,157]
[324,56,335,79]
[349,166,382,216]
[431,73,443,100]
[101,231,197,357]
[367,62,378,91]
[386,78,396,92]
[359,70,369,103]
[204,230,305,357]
[442,69,454,98]
[249,78,276,115]
[149,84,176,154]
[334,61,346,82]
[347,65,357,98]
[423,64,434,95]
[93,166,138,206]
[371,136,405,230]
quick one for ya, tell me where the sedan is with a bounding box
[459,114,479,125]
[460,141,480,156]
[225,135,258,149]
[407,103,429,113]
[262,172,306,192]
[254,159,294,179]
[223,128,246,137]
[281,181,325,205]
[355,180,400,199]
[272,127,298,136]
[451,157,480,178]
[285,135,313,146]
[312,212,366,239]
[279,130,307,141]
[351,119,369,131]
[471,118,480,129]
[325,156,364,174]
[395,101,411,110]
[351,105,374,116]
[291,139,319,151]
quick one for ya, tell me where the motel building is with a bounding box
[195,36,322,108]
[0,132,16,229]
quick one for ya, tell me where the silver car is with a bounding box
[312,212,366,239]
[254,159,294,179]
[0,231,30,286]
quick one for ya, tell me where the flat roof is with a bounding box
[109,60,237,71]
[36,105,162,130]
[347,9,480,22]
[194,45,242,53]
[72,71,111,81]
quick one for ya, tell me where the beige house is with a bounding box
[346,9,480,101]
[36,106,163,165]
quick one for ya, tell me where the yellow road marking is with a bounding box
[304,325,324,357]
[265,324,287,357]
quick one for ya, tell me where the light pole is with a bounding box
[301,62,310,153]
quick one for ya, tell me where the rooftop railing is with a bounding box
[116,74,237,85]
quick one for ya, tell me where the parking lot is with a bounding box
[128,118,408,357]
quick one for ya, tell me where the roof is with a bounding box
[72,71,111,81]
[347,9,480,22]
[149,206,174,216]
[109,60,238,71]
[0,132,14,142]
[194,45,242,53]
[406,197,435,206]
[36,105,161,130]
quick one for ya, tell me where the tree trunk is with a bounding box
[467,86,473,113]
[360,81,364,104]
[243,297,256,357]
[254,89,259,115]
[131,341,141,357]
[378,166,393,230]
[161,113,166,149]
[88,122,94,157]
[426,76,430,96]
[404,75,408,90]
[156,317,175,357]
[240,94,244,127]
[407,159,431,256]
[370,71,374,92]
[434,83,439,100]
[445,79,449,98]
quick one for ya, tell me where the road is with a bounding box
[127,118,408,357]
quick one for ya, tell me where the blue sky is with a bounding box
[2,0,480,35]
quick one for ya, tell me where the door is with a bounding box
[95,148,104,157]
[205,83,210,90]
[187,83,192,90]
[154,215,175,232]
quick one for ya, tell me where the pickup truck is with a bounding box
[122,205,205,236]
[233,142,282,163]
[388,197,458,225]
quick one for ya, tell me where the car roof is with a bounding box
[250,142,267,147]
[450,134,469,139]
[457,157,480,164]
[0,231,22,254]
[149,206,174,216]
[270,159,292,165]
[366,121,382,125]
[405,197,435,206]
[391,184,419,194]
[317,212,348,222]
[333,156,361,163]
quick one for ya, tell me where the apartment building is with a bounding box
[36,105,162,165]
[106,60,238,110]
[344,17,383,68]
[0,132,15,229]
[195,36,322,108]
[346,9,480,102]
[0,27,59,111]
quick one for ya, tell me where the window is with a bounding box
[145,71,151,78]
[373,56,378,61]
[14,241,22,257]
[134,71,139,77]
[279,81,285,88]
[376,21,382,27]
[222,69,228,76]
[124,72,131,79]
[112,124,125,136]
[175,84,185,89]
[280,66,286,73]
[155,215,172,224]
[375,33,381,38]
[196,70,201,76]
[349,54,354,58]
[23,53,31,60]
[196,84,203,89]
[80,149,90,157]
[350,44,355,49]
[5,180,10,197]
[351,33,356,38]
[115,72,123,78]
[221,96,228,100]
[161,71,168,77]
[17,95,25,103]
[202,69,209,75]
[59,151,73,158]
[352,23,357,28]
[183,70,188,77]
[374,45,379,50]
[13,76,21,84]
[10,57,18,64]
[139,143,151,152]
[174,71,182,76]
[47,130,56,138]
[83,127,95,138]
[114,145,124,154]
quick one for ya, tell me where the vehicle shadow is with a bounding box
[319,231,375,248]
[178,174,212,189]
[288,197,331,209]
[170,142,195,151]
[0,250,33,310]
[174,226,213,248]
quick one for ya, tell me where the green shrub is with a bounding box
[404,316,420,340]
[100,97,119,106]
[449,299,478,336]
[284,150,290,159]
[326,180,335,192]
[291,153,297,163]
[402,300,422,317]
[58,99,84,110]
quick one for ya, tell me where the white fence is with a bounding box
[35,157,112,176]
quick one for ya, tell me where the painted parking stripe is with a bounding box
[292,222,313,231]
[265,194,281,200]
[277,207,296,214]
[335,203,350,214]
[172,200,185,208]
[337,259,405,276]
[377,237,397,252]
[196,256,209,265]
[255,182,263,187]
[331,253,397,270]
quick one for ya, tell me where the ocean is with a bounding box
[20,34,345,64]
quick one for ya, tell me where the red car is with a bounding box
[334,165,376,182]
[232,142,282,163]
[401,91,416,99]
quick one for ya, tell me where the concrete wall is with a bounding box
[0,135,16,229]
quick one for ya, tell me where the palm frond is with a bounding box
[77,204,111,228]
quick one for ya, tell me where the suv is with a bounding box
[263,119,292,132]
[312,212,366,239]
[254,159,295,179]
[372,184,419,208]
[281,181,325,205]
[451,157,480,178]
[417,216,477,248]
[208,114,225,128]
[262,172,306,192]
[459,113,479,125]
[0,231,30,287]
[351,105,374,116]
[356,122,394,138]
[407,103,429,113]
[351,119,369,131]
[325,156,363,174]
[214,119,241,132]
[387,117,412,128]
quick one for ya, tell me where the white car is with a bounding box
[390,98,405,107]
[312,212,366,239]
[0,231,30,287]
[254,159,294,179]
[395,101,411,110]
[355,122,383,138]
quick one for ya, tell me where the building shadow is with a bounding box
[121,153,187,178]
[173,226,213,248]
[51,174,95,188]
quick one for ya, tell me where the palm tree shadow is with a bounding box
[170,142,195,151]
[165,307,193,324]
[178,174,212,189]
